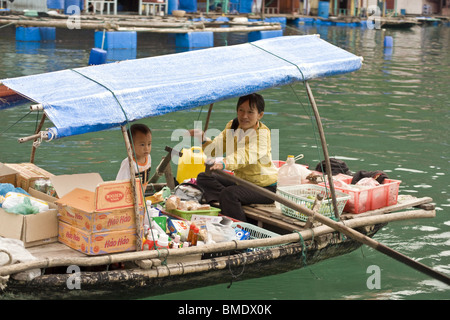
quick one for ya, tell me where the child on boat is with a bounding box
[116,124,152,188]
[188,93,278,222]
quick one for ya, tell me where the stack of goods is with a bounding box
[56,184,145,256]
[141,196,280,253]
[0,163,58,247]
[164,194,220,220]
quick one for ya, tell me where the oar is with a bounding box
[207,164,450,286]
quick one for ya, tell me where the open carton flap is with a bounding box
[55,188,95,213]
[54,179,144,213]
[50,173,103,198]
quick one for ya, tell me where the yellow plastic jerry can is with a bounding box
[176,147,207,183]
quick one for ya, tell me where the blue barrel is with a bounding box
[384,36,393,47]
[16,27,41,42]
[88,48,107,65]
[178,0,197,13]
[318,1,330,19]
[47,0,64,9]
[168,0,178,15]
[65,0,81,14]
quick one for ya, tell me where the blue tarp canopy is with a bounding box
[1,35,363,140]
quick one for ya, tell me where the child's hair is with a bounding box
[127,123,152,142]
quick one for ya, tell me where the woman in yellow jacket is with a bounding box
[189,93,278,222]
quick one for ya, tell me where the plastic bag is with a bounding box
[5,197,40,215]
[174,183,204,202]
[205,221,236,244]
[0,183,29,207]
[2,192,49,214]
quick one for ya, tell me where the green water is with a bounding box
[0,24,449,300]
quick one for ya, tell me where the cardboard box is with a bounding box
[4,163,54,191]
[0,193,58,248]
[0,163,17,185]
[53,173,146,255]
[54,176,145,231]
[56,188,144,233]
[58,220,143,255]
[52,174,144,212]
[0,164,58,247]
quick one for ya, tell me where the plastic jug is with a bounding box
[176,146,206,183]
[156,233,169,249]
[277,155,311,187]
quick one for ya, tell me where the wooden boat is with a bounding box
[0,35,446,299]
[0,85,26,110]
[380,18,419,29]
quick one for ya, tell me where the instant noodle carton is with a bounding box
[58,220,144,255]
[53,174,146,254]
[56,187,144,233]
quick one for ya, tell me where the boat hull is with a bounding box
[1,224,384,300]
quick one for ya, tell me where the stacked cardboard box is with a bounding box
[0,163,58,247]
[55,175,145,255]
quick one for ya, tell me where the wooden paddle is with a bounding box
[207,164,450,286]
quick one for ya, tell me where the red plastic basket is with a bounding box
[320,175,401,214]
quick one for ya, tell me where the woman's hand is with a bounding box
[187,129,204,138]
[210,161,225,171]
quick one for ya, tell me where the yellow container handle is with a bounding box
[191,146,203,153]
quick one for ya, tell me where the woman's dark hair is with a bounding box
[236,93,265,113]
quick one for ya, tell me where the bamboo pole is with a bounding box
[0,209,435,277]
[30,113,47,163]
[18,131,49,143]
[209,167,450,286]
[304,81,340,219]
[116,25,281,33]
[203,103,214,133]
[121,126,142,251]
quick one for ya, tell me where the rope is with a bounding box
[0,22,14,29]
[0,110,32,135]
[293,230,311,266]
[227,249,247,289]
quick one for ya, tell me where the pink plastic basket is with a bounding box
[320,175,401,214]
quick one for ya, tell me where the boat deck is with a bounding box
[26,195,435,263]
[243,195,434,232]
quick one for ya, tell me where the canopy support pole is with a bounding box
[30,113,47,163]
[203,103,214,133]
[121,125,142,251]
[304,81,340,220]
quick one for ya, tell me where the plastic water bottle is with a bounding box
[144,200,160,226]
[277,155,311,187]
[156,233,169,249]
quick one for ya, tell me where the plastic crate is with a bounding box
[276,184,350,222]
[168,206,220,221]
[231,222,281,251]
[320,175,401,214]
